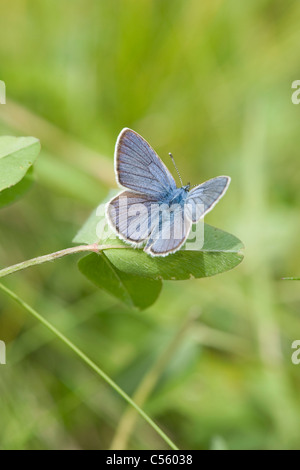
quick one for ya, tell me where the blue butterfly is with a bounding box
[106,128,230,257]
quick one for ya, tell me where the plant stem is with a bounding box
[0,282,178,451]
[0,243,123,279]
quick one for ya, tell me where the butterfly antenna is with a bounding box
[169,153,183,186]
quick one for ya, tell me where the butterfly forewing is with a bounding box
[115,128,177,198]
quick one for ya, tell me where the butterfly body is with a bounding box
[106,128,231,257]
[166,186,190,207]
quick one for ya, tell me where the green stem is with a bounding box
[0,282,178,451]
[0,244,124,279]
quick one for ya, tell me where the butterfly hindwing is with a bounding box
[186,176,230,223]
[145,205,192,257]
[106,190,160,244]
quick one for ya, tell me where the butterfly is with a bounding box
[106,128,231,257]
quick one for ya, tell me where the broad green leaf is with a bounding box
[78,252,162,310]
[0,136,40,192]
[74,196,244,280]
[0,167,34,208]
[102,224,244,280]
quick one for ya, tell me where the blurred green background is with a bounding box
[0,0,300,450]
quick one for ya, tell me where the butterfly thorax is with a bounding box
[166,187,189,207]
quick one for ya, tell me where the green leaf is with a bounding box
[0,136,40,193]
[0,167,34,208]
[78,252,162,310]
[102,224,244,280]
[74,196,244,280]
